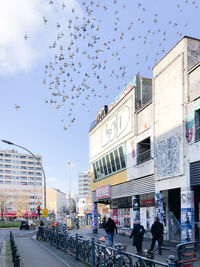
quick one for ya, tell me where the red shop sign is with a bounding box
[96,185,111,199]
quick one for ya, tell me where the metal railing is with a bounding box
[10,231,21,267]
[137,149,151,165]
[41,227,178,266]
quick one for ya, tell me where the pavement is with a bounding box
[69,227,200,266]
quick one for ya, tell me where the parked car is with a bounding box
[20,220,30,230]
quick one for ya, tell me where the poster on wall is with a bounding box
[132,195,140,224]
[155,193,164,223]
[130,208,134,229]
[140,207,146,229]
[181,191,195,242]
[112,209,118,225]
[118,209,124,228]
[124,208,130,228]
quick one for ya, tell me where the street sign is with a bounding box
[42,209,48,217]
[37,201,40,205]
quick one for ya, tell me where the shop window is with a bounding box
[195,109,200,142]
[137,137,151,164]
[118,146,126,168]
[110,152,116,172]
[106,155,112,174]
[102,157,108,176]
[114,149,121,170]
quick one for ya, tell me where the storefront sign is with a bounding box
[96,185,111,199]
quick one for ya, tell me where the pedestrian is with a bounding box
[150,217,164,255]
[102,216,106,229]
[130,220,145,254]
[105,217,118,247]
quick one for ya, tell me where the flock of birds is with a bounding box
[17,0,199,131]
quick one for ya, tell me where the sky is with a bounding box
[0,0,199,195]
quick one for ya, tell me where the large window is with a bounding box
[93,144,126,180]
[137,137,151,165]
[195,109,200,142]
[135,78,152,111]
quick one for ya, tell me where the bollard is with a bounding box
[168,255,177,267]
[14,254,20,267]
[117,245,122,267]
[75,233,79,261]
[12,245,17,262]
[91,238,95,267]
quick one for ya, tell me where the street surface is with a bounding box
[0,228,85,267]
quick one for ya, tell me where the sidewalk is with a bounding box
[70,228,200,265]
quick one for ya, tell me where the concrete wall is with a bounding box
[153,38,186,191]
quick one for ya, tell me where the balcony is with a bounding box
[137,149,151,165]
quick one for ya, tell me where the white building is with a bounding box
[78,171,92,216]
[89,36,200,242]
[0,149,43,218]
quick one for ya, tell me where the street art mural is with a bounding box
[187,38,200,70]
[156,135,181,178]
[186,101,200,143]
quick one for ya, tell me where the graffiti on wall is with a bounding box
[186,101,200,142]
[108,76,136,111]
[186,103,194,142]
[156,135,181,178]
[187,38,200,70]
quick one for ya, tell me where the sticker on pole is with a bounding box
[42,209,48,217]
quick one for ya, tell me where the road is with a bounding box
[0,228,84,267]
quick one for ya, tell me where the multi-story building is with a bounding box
[89,36,200,242]
[78,171,92,217]
[0,149,43,218]
[46,187,67,220]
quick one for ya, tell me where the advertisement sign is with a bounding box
[92,203,97,232]
[181,191,195,242]
[118,209,124,228]
[132,195,140,224]
[50,202,56,208]
[111,209,118,225]
[96,185,111,199]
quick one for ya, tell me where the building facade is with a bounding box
[46,187,67,220]
[89,36,200,242]
[78,171,92,217]
[0,149,43,218]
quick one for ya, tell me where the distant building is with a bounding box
[0,149,43,218]
[78,171,92,216]
[46,187,67,220]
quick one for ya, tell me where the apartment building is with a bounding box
[0,149,43,218]
[78,171,92,216]
[89,36,200,242]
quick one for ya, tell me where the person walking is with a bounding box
[130,220,145,254]
[150,217,164,255]
[105,217,118,247]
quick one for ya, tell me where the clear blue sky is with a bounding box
[0,0,199,195]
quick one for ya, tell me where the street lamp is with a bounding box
[1,140,47,210]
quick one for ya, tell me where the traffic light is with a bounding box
[37,206,40,218]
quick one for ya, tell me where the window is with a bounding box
[118,146,126,168]
[5,165,11,168]
[102,157,108,176]
[137,137,151,164]
[28,172,34,175]
[93,163,97,179]
[106,155,112,174]
[20,161,26,164]
[28,162,34,165]
[98,159,104,178]
[135,78,152,111]
[95,161,100,179]
[195,109,200,142]
[20,155,27,159]
[5,154,11,157]
[5,159,11,163]
[114,149,121,170]
[0,153,3,156]
[110,152,116,172]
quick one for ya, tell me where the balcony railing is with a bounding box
[137,149,151,165]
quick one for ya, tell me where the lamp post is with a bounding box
[67,162,71,217]
[1,140,46,210]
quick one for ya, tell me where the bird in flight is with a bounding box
[15,105,20,111]
[24,34,28,40]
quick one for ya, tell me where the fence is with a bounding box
[10,231,21,267]
[43,227,178,267]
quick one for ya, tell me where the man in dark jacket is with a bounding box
[150,217,164,255]
[130,220,145,254]
[105,217,118,247]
